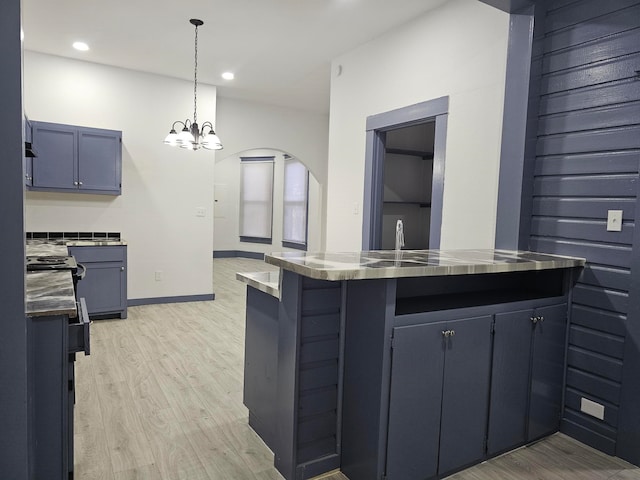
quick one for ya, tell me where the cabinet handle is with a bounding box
[442,330,449,338]
[539,316,544,322]
[74,181,79,186]
[121,266,125,271]
[450,330,455,336]
[79,181,83,186]
[531,316,538,324]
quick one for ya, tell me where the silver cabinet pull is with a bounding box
[442,330,455,338]
[450,330,455,336]
[78,181,83,186]
[121,266,125,271]
[73,181,79,186]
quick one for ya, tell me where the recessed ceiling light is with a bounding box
[72,41,89,51]
[221,72,235,80]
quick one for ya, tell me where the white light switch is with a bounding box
[580,397,605,420]
[607,210,622,231]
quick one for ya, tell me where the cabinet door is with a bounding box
[487,309,533,455]
[31,122,77,190]
[386,321,445,480]
[76,262,125,315]
[78,128,122,194]
[438,315,492,476]
[528,303,567,441]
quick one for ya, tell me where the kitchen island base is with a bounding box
[239,250,584,480]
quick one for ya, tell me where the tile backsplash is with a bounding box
[27,231,121,240]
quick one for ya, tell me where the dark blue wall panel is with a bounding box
[525,0,640,461]
[0,0,29,477]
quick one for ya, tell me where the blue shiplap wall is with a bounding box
[297,277,342,465]
[527,0,640,455]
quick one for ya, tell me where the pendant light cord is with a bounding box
[193,23,199,125]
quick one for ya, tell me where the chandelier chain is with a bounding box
[193,23,199,124]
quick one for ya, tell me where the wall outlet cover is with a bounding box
[580,397,605,420]
[607,210,623,232]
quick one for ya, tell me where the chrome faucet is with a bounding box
[395,219,405,251]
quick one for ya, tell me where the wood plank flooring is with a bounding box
[74,258,640,480]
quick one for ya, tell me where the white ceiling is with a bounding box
[21,0,449,114]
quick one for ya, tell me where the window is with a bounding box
[239,157,274,243]
[282,158,309,249]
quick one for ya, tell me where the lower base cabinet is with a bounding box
[69,246,127,319]
[342,296,569,480]
[386,316,493,479]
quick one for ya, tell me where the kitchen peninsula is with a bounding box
[238,249,585,480]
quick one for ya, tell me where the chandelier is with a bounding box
[164,19,223,151]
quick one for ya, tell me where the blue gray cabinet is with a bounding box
[69,246,127,319]
[488,303,567,456]
[29,121,122,195]
[386,316,492,480]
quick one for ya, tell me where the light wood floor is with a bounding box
[74,258,640,480]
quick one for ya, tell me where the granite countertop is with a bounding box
[26,271,77,318]
[264,249,586,281]
[236,271,280,299]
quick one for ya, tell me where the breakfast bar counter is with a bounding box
[238,249,585,480]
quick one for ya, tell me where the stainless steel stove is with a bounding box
[26,255,79,272]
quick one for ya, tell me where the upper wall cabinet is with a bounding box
[29,121,122,195]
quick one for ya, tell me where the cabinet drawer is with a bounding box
[69,245,125,262]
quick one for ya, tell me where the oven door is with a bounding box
[68,297,90,356]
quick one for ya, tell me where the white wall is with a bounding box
[215,96,329,251]
[213,149,323,255]
[23,51,217,300]
[325,0,510,250]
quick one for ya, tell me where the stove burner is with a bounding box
[35,256,68,264]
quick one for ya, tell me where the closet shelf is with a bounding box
[384,201,431,208]
[385,148,434,160]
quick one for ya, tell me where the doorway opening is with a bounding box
[362,97,449,250]
[381,122,435,249]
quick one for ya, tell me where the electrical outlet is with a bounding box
[607,210,622,232]
[155,271,163,281]
[196,207,206,217]
[580,397,605,420]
